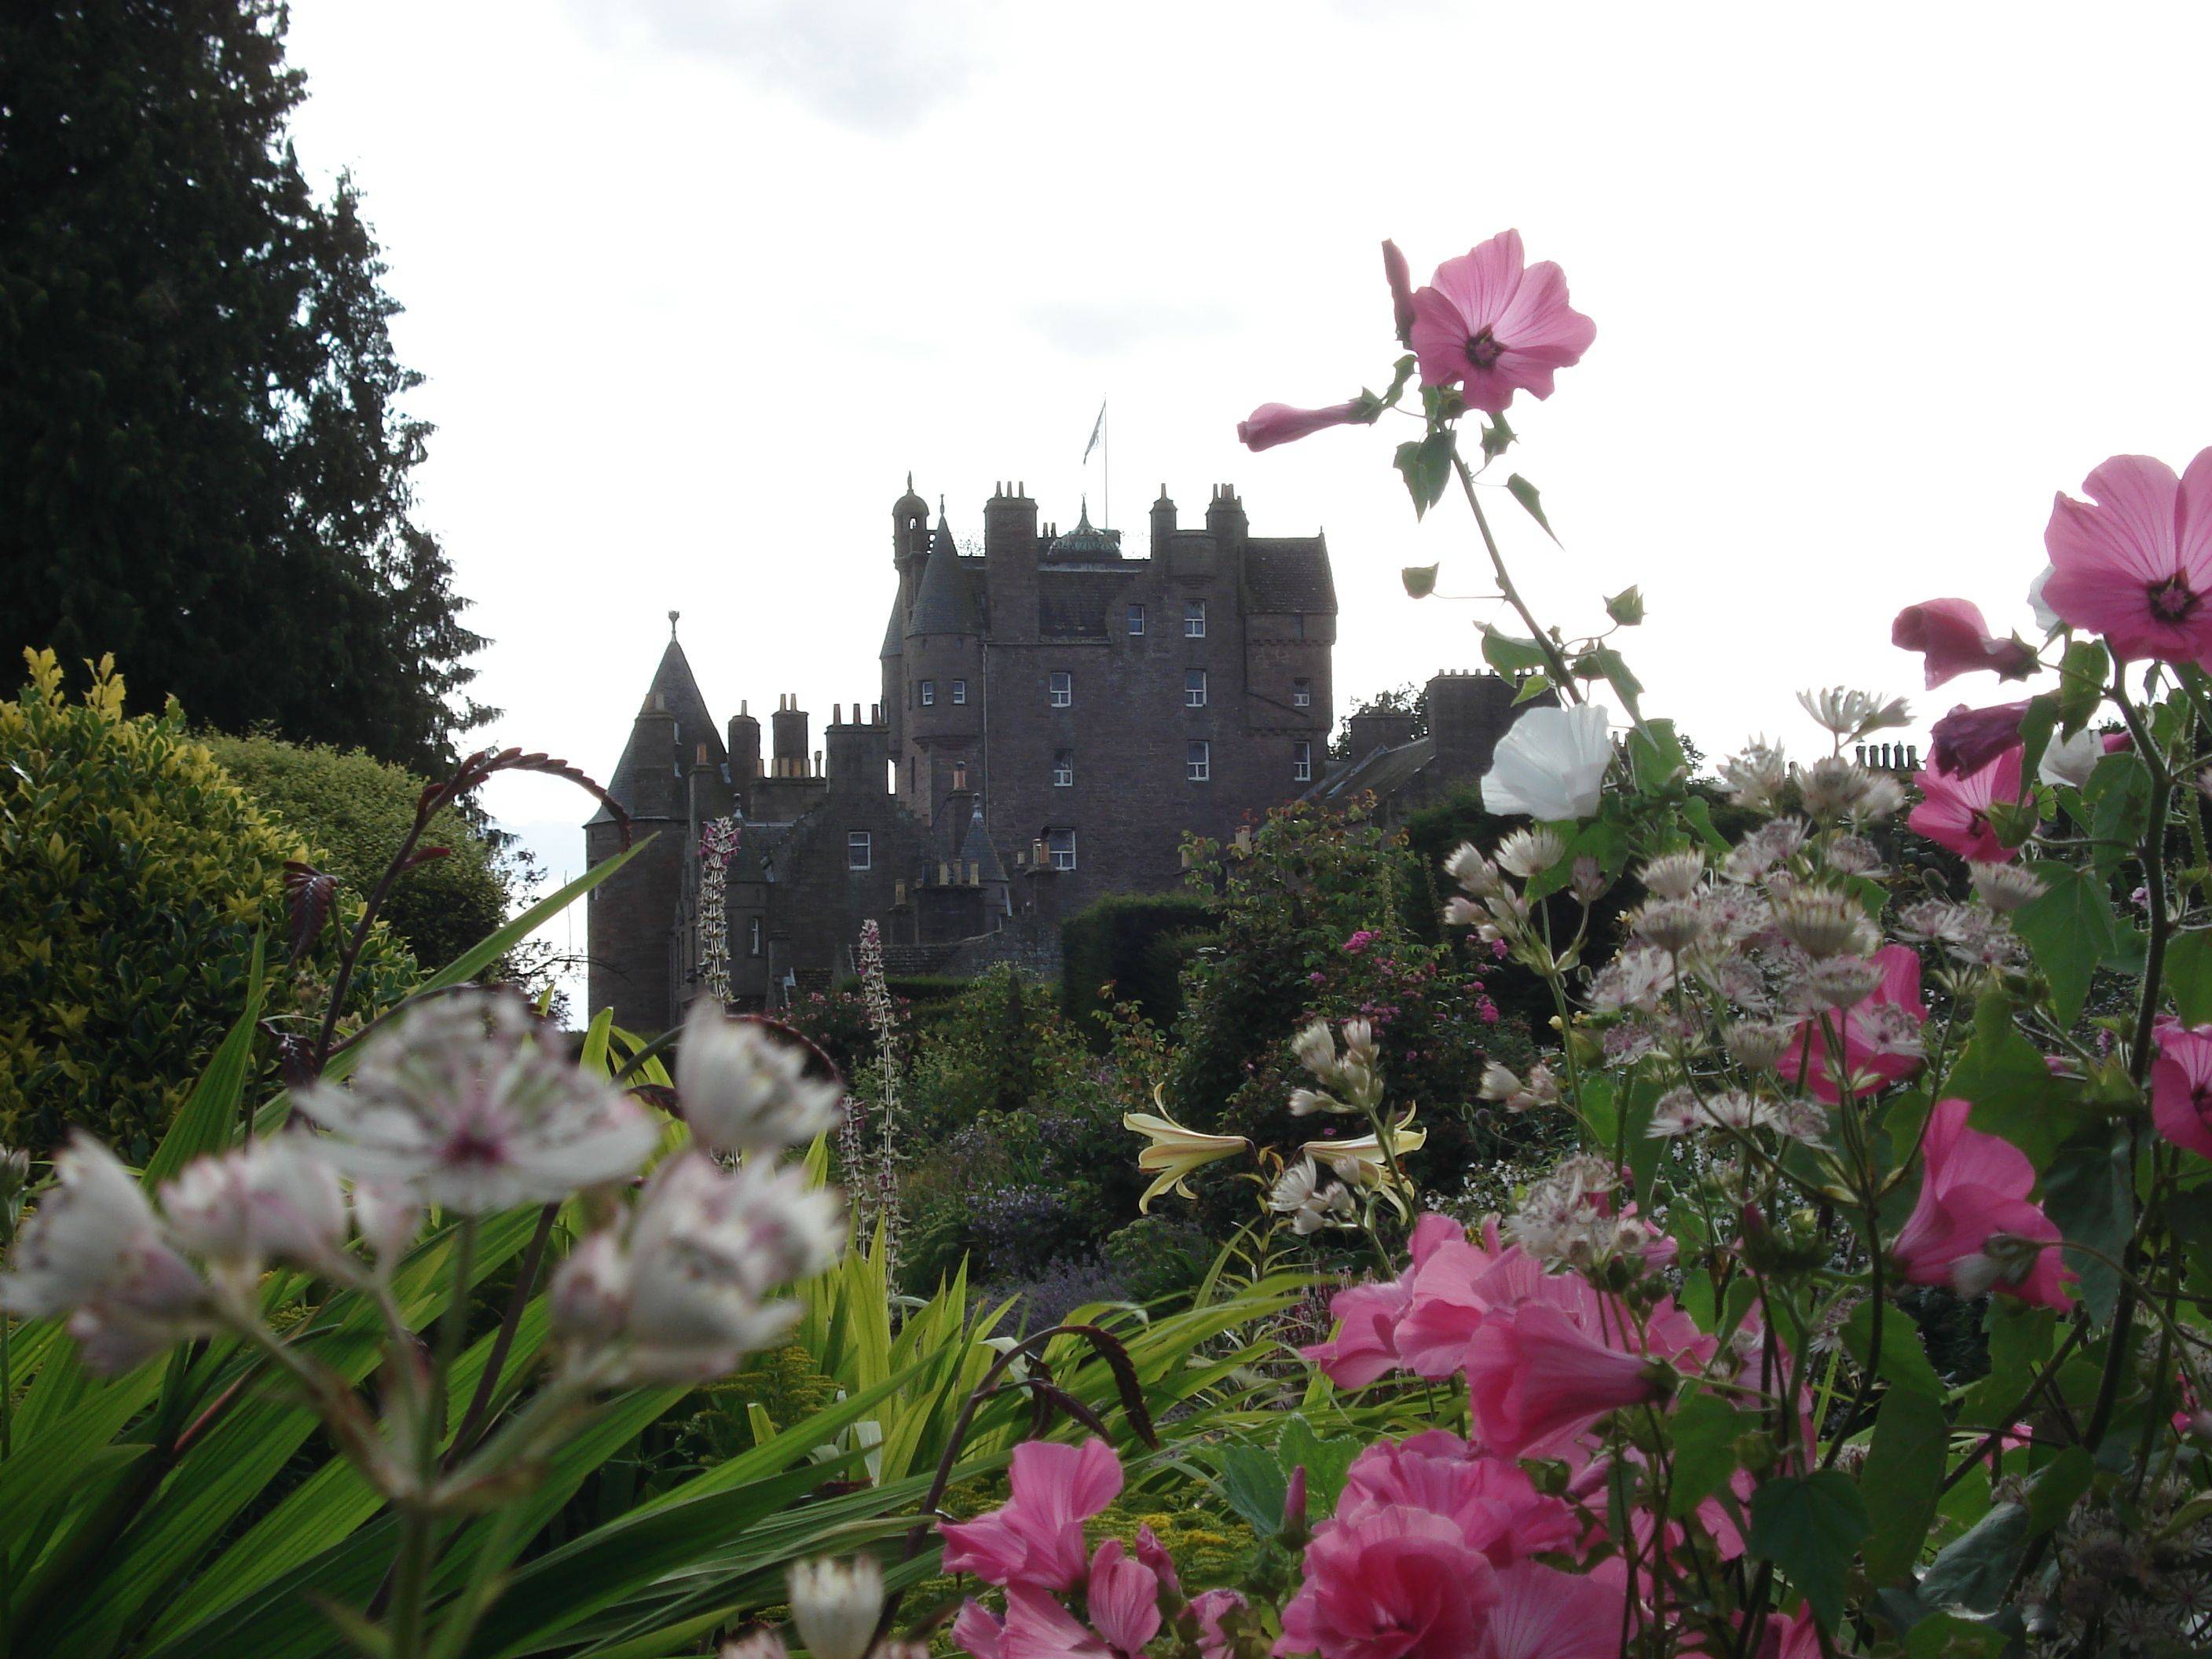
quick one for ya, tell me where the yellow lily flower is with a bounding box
[1124,1096,1251,1213]
[1300,1111,1425,1214]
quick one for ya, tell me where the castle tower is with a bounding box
[903,504,983,824]
[584,614,725,1034]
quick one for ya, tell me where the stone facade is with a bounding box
[584,478,1341,1033]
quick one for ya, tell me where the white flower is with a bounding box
[161,1133,346,1273]
[2027,563,2060,633]
[0,1136,211,1373]
[549,1230,631,1344]
[351,1180,422,1263]
[1481,703,1613,821]
[1796,687,1911,742]
[2039,727,2102,790]
[1719,740,1789,812]
[295,997,660,1214]
[1639,849,1705,900]
[787,1558,884,1659]
[1125,1104,1250,1210]
[678,1002,844,1157]
[1291,1020,1336,1079]
[1302,1111,1426,1197]
[1970,863,2048,914]
[1494,826,1566,880]
[1268,1158,1356,1234]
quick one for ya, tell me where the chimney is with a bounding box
[771,694,808,778]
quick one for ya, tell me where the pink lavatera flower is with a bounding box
[1002,1584,1108,1659]
[1085,1540,1163,1657]
[1382,240,1417,346]
[1277,1506,1501,1659]
[1775,943,1927,1104]
[1408,231,1596,416]
[2042,450,2212,664]
[2152,1019,2212,1160]
[1909,745,2027,863]
[1475,1561,1629,1659]
[1928,701,2029,778]
[1891,1097,2073,1310]
[1302,1212,1468,1386]
[939,1437,1125,1591]
[1188,1590,1247,1659]
[1335,1430,1582,1566]
[1892,599,2038,689]
[1461,1299,1676,1461]
[1238,401,1372,453]
[953,1600,1005,1659]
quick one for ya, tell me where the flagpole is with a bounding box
[1103,401,1110,532]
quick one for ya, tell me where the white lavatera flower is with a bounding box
[2027,563,2061,634]
[295,997,660,1214]
[162,1133,346,1272]
[676,1002,844,1158]
[1481,703,1613,821]
[2039,727,2102,790]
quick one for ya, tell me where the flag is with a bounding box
[1082,400,1106,464]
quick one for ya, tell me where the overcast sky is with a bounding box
[280,0,2212,988]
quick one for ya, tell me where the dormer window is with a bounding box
[1185,669,1207,708]
[1185,600,1207,638]
[1293,677,1312,709]
[1049,670,1072,708]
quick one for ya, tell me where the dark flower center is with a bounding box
[2148,574,2201,623]
[1464,328,1504,371]
[442,1128,507,1168]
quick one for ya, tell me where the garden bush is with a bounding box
[1060,890,1217,1040]
[0,650,416,1158]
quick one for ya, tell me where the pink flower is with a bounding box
[1189,1591,1247,1659]
[1776,944,1927,1104]
[1909,746,2027,863]
[1462,1301,1673,1461]
[1277,1507,1500,1659]
[1927,700,2029,778]
[1382,240,1417,346]
[1003,1584,1108,1659]
[1336,1430,1581,1566]
[2042,451,2212,664]
[2152,1020,2212,1160]
[954,1601,1005,1659]
[1301,1213,1463,1387]
[1892,1097,2073,1310]
[1408,232,1595,416]
[1475,1562,1628,1659]
[1390,1224,1547,1379]
[939,1438,1124,1590]
[1892,599,2038,688]
[1086,1540,1162,1657]
[1239,401,1372,453]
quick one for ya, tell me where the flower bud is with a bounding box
[786,1557,885,1659]
[1282,1464,1309,1536]
[1969,862,2047,914]
[550,1231,631,1344]
[1638,849,1705,900]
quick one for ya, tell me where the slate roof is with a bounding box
[957,804,1008,884]
[1302,735,1436,808]
[909,513,979,635]
[1244,537,1337,614]
[592,636,725,824]
[1046,500,1122,561]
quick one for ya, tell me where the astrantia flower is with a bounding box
[1891,1097,2072,1309]
[677,1002,843,1157]
[2041,450,2212,664]
[1776,943,1926,1104]
[1270,1158,1357,1233]
[1892,598,2038,688]
[1481,704,1611,821]
[786,1558,884,1659]
[1797,687,1911,742]
[160,1133,346,1275]
[1237,400,1372,453]
[0,1135,212,1373]
[1124,1103,1249,1212]
[1493,827,1566,880]
[1719,740,1789,811]
[1639,849,1705,899]
[296,997,660,1214]
[1910,746,2027,863]
[1408,231,1595,416]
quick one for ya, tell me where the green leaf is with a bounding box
[1840,1301,1944,1401]
[1665,1393,1748,1518]
[2014,694,2059,789]
[2056,640,2110,734]
[1578,647,1643,718]
[1905,1612,2012,1659]
[1479,625,1551,676]
[1946,991,2072,1170]
[2010,862,2117,1028]
[1959,1302,2056,1426]
[144,933,267,1187]
[2166,928,2212,1024]
[2039,1126,2133,1324]
[1478,415,1514,460]
[2023,1445,2093,1538]
[1213,1444,1290,1533]
[1918,1502,2027,1615]
[1604,584,1644,626]
[1862,1387,1946,1586]
[2083,753,2149,883]
[1747,1469,1870,1631]
[1401,564,1439,599]
[1511,672,1552,706]
[1625,720,1685,794]
[1393,434,1453,520]
[1504,474,1558,544]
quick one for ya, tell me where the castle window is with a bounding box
[1187,741,1210,782]
[1127,603,1145,635]
[847,831,872,871]
[1185,669,1207,708]
[749,917,764,956]
[1294,740,1313,782]
[1292,613,1307,641]
[1053,750,1075,787]
[1293,677,1312,709]
[952,679,967,705]
[920,679,936,706]
[1049,670,1072,707]
[1047,827,1077,870]
[1185,600,1207,638]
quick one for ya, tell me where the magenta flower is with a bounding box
[1928,700,2029,778]
[1892,599,2038,689]
[1478,1562,1629,1659]
[1891,1097,2072,1310]
[1277,1507,1500,1659]
[1462,1301,1673,1461]
[1237,401,1371,453]
[2152,1020,2212,1161]
[1085,1540,1163,1657]
[1408,231,1596,416]
[1301,1213,1467,1386]
[1909,745,2027,862]
[1382,240,1417,346]
[1002,1584,1108,1659]
[1188,1591,1246,1659]
[939,1437,1123,1590]
[1776,943,1928,1104]
[2042,450,2212,663]
[1335,1430,1581,1566]
[954,1601,1005,1659]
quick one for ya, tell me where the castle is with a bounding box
[584,478,1530,1033]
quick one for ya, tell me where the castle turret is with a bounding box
[983,482,1039,646]
[827,701,891,793]
[727,700,760,784]
[1150,485,1176,558]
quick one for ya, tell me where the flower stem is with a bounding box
[1449,449,1581,701]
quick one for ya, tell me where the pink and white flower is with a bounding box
[678,1002,844,1158]
[1891,1097,2072,1310]
[1909,745,2027,863]
[160,1133,346,1274]
[1775,943,1927,1104]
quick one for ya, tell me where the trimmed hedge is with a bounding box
[0,651,417,1158]
[1060,892,1217,1042]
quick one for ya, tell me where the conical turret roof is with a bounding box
[591,631,725,825]
[908,511,976,635]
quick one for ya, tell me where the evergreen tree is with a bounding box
[0,1,490,773]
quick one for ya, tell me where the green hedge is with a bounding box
[1060,892,1217,1042]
